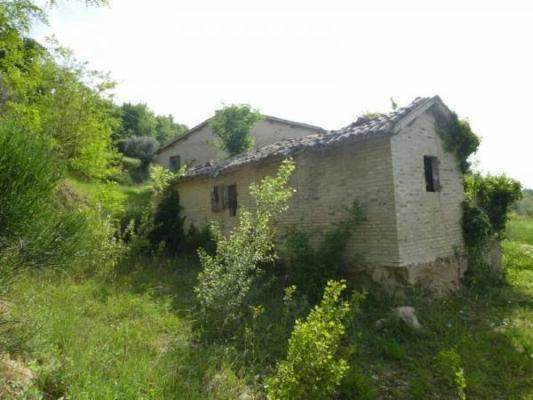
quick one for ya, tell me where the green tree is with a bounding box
[209,103,263,157]
[155,114,187,144]
[116,102,157,139]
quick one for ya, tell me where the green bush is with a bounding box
[461,200,492,248]
[0,120,122,274]
[0,120,60,240]
[148,187,186,255]
[464,173,522,238]
[282,201,362,301]
[194,159,295,333]
[266,280,358,400]
[185,223,215,254]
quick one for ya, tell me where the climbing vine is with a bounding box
[436,111,480,173]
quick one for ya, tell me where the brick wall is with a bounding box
[176,136,401,266]
[390,110,465,266]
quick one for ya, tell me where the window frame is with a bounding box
[423,155,440,192]
[169,155,181,172]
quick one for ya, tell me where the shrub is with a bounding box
[194,159,295,333]
[0,120,123,275]
[266,280,359,400]
[282,201,362,301]
[0,120,60,240]
[209,104,263,156]
[464,173,522,237]
[185,224,215,255]
[150,164,176,197]
[461,200,492,248]
[148,187,186,256]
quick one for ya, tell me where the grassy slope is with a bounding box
[8,258,249,399]
[5,182,533,400]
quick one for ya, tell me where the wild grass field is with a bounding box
[2,214,532,399]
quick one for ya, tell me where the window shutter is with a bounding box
[217,185,225,210]
[211,186,218,211]
[432,158,441,190]
[227,184,238,216]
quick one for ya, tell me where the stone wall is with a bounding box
[390,110,465,266]
[176,136,401,266]
[154,118,321,169]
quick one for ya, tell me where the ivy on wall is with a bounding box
[436,111,480,174]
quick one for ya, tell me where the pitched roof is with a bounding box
[178,96,449,182]
[156,114,326,155]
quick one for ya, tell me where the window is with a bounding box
[424,156,440,192]
[169,155,181,172]
[210,184,238,215]
[211,185,225,211]
[227,184,238,216]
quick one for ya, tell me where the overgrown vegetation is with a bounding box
[436,111,480,173]
[1,2,531,399]
[267,280,362,400]
[282,201,363,301]
[194,159,295,334]
[209,103,263,156]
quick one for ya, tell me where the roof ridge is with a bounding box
[156,114,325,154]
[179,96,443,181]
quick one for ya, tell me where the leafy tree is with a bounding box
[113,103,187,145]
[120,136,159,169]
[155,114,187,144]
[209,103,263,156]
[115,102,157,139]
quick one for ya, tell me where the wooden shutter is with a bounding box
[227,184,237,216]
[432,158,441,191]
[211,185,226,212]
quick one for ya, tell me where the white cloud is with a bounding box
[33,0,533,187]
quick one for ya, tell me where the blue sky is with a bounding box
[33,0,533,188]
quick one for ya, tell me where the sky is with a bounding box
[33,0,533,188]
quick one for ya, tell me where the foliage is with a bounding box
[1,3,120,180]
[266,280,357,400]
[209,103,263,156]
[148,187,186,256]
[513,189,533,218]
[435,349,467,400]
[150,163,186,198]
[36,46,121,179]
[461,200,492,249]
[114,102,187,145]
[119,135,159,166]
[464,173,522,238]
[436,112,480,173]
[0,119,60,240]
[282,201,363,301]
[185,224,216,255]
[194,159,295,332]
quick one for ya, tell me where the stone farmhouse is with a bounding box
[155,96,467,292]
